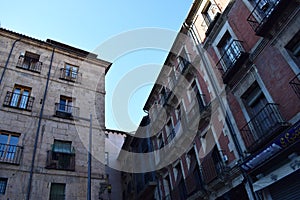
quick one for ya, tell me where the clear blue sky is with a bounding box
[0,0,193,132]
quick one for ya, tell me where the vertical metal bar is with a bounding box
[88,114,92,200]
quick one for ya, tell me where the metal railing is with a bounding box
[217,40,247,76]
[289,73,300,99]
[0,143,23,165]
[55,103,79,119]
[59,68,82,83]
[16,55,42,73]
[240,103,286,150]
[3,91,35,111]
[46,150,75,171]
[247,0,282,34]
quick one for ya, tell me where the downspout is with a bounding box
[0,37,22,85]
[26,46,55,200]
[187,24,258,200]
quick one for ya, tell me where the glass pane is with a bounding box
[71,67,78,78]
[50,183,65,200]
[65,65,71,77]
[9,136,19,146]
[19,90,29,109]
[10,89,21,107]
[0,135,8,158]
[59,99,66,111]
[54,141,71,153]
[0,134,8,145]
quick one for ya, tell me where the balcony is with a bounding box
[247,0,289,37]
[217,40,249,84]
[45,150,75,171]
[185,95,211,128]
[3,91,35,111]
[59,68,82,83]
[16,55,42,73]
[201,146,228,189]
[240,103,288,152]
[289,73,300,99]
[55,103,79,119]
[0,143,23,165]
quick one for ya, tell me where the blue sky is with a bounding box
[0,0,193,131]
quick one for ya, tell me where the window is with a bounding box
[9,85,32,109]
[163,176,171,199]
[0,178,8,195]
[60,63,79,82]
[202,1,220,26]
[49,183,65,200]
[242,82,272,135]
[286,31,300,66]
[177,49,190,72]
[157,133,164,149]
[166,120,174,143]
[217,32,241,70]
[191,81,205,110]
[242,83,268,117]
[0,132,19,162]
[58,96,73,113]
[176,104,182,121]
[46,140,75,171]
[17,51,42,73]
[53,140,72,154]
[55,96,79,119]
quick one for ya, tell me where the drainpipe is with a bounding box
[26,46,55,200]
[187,24,258,200]
[0,37,22,85]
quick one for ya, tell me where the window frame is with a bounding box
[49,183,66,200]
[0,178,8,195]
[10,85,32,109]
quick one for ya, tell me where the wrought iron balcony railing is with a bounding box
[55,103,79,119]
[247,0,287,36]
[16,55,42,73]
[45,150,75,171]
[217,40,249,83]
[0,143,23,165]
[59,68,82,83]
[289,73,300,99]
[3,91,35,111]
[240,103,287,152]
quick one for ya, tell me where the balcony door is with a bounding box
[0,133,19,161]
[59,96,73,113]
[242,83,271,138]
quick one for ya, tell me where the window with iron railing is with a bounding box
[240,82,287,151]
[3,85,34,111]
[46,140,75,171]
[0,132,22,165]
[55,96,79,119]
[16,51,42,73]
[247,0,283,35]
[60,64,82,82]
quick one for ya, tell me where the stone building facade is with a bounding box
[0,28,111,199]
